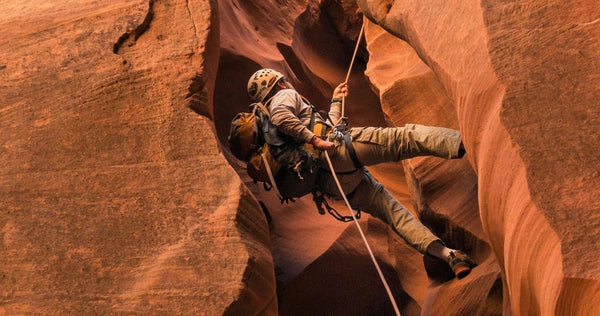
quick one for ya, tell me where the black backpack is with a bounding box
[228,99,358,222]
[228,101,320,202]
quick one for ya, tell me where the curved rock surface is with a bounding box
[364,20,502,315]
[358,0,600,314]
[1,0,275,314]
[2,0,599,314]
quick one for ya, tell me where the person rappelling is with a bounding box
[228,23,476,316]
[237,67,476,277]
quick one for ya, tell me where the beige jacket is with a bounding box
[269,89,341,143]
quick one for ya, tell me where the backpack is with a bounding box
[228,101,320,202]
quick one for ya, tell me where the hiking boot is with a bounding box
[448,251,477,279]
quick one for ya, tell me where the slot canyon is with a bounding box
[1,0,599,315]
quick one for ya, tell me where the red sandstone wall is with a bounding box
[364,20,502,314]
[1,0,276,314]
[358,0,600,314]
[3,0,599,314]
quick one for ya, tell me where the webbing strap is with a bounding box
[343,132,363,171]
[313,123,328,139]
[261,152,282,201]
[308,104,331,139]
[309,105,316,132]
[255,102,270,118]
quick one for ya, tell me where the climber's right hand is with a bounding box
[311,136,335,155]
[332,82,348,99]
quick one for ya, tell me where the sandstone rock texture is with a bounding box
[364,20,502,315]
[1,0,275,314]
[357,0,600,314]
[2,0,599,315]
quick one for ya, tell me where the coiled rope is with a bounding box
[327,19,401,316]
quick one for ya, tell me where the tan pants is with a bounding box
[319,124,463,253]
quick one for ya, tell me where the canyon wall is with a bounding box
[216,0,500,314]
[358,0,600,314]
[1,0,276,314]
[2,0,599,314]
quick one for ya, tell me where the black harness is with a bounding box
[263,96,364,222]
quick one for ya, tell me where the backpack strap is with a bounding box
[303,98,331,141]
[309,105,316,132]
[318,110,334,126]
[300,95,329,136]
[255,102,271,118]
[343,132,363,171]
[261,152,283,201]
[256,98,288,147]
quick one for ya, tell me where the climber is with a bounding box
[246,68,477,279]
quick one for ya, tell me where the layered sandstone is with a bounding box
[358,0,600,314]
[364,20,502,314]
[3,0,599,314]
[1,0,275,314]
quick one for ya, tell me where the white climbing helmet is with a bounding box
[247,68,284,102]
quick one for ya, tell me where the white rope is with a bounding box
[323,151,401,315]
[324,18,401,316]
[345,21,365,84]
[340,21,365,120]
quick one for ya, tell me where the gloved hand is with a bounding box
[311,136,335,155]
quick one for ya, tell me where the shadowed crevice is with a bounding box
[113,0,155,54]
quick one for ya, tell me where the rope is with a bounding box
[340,21,365,120]
[323,152,401,315]
[325,18,402,316]
[345,21,365,85]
